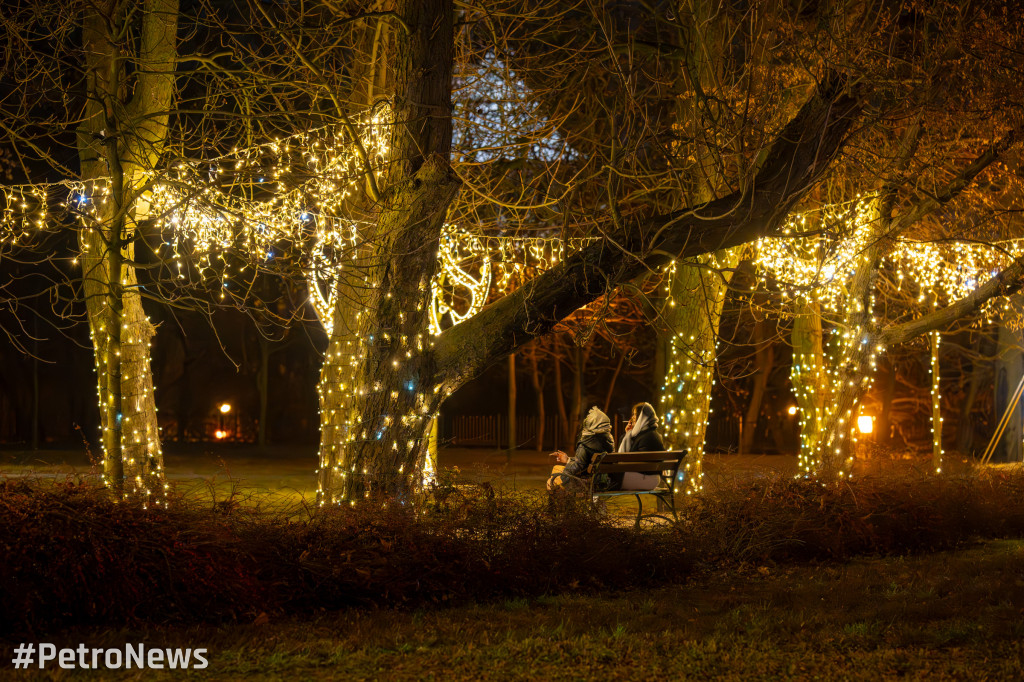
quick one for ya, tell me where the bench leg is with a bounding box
[634,494,643,528]
[663,492,678,522]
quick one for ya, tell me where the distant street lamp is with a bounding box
[857,415,874,434]
[787,405,798,416]
[217,402,233,440]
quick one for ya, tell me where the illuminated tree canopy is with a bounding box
[2,0,1024,500]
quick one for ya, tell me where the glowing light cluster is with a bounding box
[429,224,492,335]
[0,184,49,242]
[426,232,598,335]
[752,197,1023,477]
[755,197,1024,315]
[753,197,875,309]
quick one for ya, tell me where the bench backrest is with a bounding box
[590,450,686,489]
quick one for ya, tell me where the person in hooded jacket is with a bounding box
[547,406,615,491]
[615,402,667,490]
[619,402,665,453]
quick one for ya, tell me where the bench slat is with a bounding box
[596,463,677,473]
[598,451,684,463]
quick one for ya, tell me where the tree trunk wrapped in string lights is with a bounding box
[75,0,178,501]
[659,250,739,493]
[317,0,460,502]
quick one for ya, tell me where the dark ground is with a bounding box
[2,539,1022,680]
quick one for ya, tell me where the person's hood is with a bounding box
[632,402,659,433]
[618,402,660,453]
[581,406,612,437]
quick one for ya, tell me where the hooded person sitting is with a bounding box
[616,402,667,490]
[619,402,665,453]
[547,406,615,491]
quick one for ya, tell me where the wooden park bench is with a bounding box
[549,450,687,527]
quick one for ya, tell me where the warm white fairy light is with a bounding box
[428,223,492,335]
[753,196,875,310]
[930,329,944,472]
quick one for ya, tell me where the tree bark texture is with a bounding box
[317,0,459,502]
[76,0,177,502]
[740,317,774,455]
[529,345,546,451]
[507,352,516,455]
[658,249,738,493]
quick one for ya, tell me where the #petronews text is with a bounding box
[11,642,209,670]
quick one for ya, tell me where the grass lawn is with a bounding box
[6,539,1022,681]
[0,446,805,503]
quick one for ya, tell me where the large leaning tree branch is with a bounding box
[431,75,865,391]
[888,126,1022,236]
[880,255,1024,346]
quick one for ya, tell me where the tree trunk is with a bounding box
[659,250,738,493]
[31,317,39,451]
[789,190,889,478]
[877,356,896,449]
[791,296,828,471]
[955,335,988,454]
[257,334,270,449]
[76,0,178,502]
[569,344,585,437]
[603,351,626,415]
[317,0,459,503]
[529,343,546,451]
[553,340,568,450]
[992,319,1024,463]
[507,352,516,458]
[740,318,774,454]
[175,333,191,444]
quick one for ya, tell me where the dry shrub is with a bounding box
[236,482,686,611]
[0,478,684,635]
[3,468,1024,635]
[677,469,1024,563]
[0,480,264,634]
